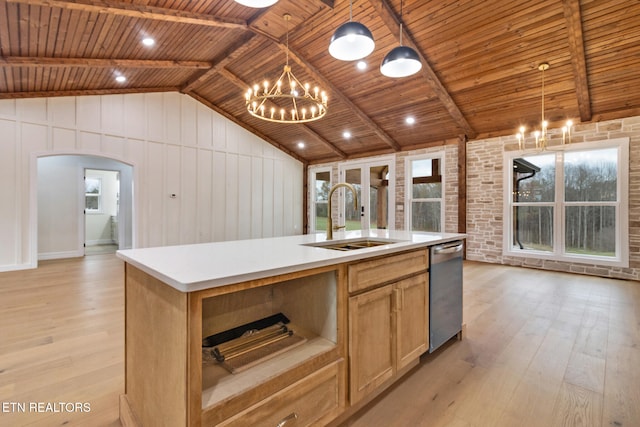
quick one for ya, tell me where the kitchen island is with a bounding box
[117,230,465,427]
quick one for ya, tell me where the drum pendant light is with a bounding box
[380,0,422,78]
[233,0,278,7]
[329,0,375,61]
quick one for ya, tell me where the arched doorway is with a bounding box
[37,154,134,260]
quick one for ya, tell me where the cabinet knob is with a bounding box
[276,412,298,427]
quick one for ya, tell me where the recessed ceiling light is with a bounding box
[115,75,126,83]
[356,61,367,71]
[405,116,416,125]
[142,37,155,47]
[343,131,352,139]
[297,142,305,148]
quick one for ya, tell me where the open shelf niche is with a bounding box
[200,269,338,408]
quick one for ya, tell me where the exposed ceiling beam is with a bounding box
[562,0,592,122]
[0,56,211,69]
[0,86,179,99]
[3,0,397,157]
[181,33,258,93]
[5,0,247,29]
[216,67,348,159]
[188,91,307,165]
[370,0,476,139]
[297,125,348,159]
[216,67,252,93]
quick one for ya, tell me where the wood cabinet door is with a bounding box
[395,274,429,371]
[348,285,394,404]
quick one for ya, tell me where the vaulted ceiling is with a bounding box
[1,0,639,164]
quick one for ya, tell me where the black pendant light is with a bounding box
[380,0,422,78]
[329,0,375,61]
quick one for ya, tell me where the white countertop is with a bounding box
[116,230,466,292]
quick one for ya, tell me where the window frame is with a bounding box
[503,137,629,267]
[405,152,445,232]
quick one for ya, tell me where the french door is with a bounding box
[338,158,395,232]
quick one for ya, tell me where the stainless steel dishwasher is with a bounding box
[429,240,464,353]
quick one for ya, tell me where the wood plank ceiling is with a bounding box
[1,0,639,164]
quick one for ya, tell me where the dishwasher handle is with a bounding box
[432,242,464,255]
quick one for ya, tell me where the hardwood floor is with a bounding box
[0,255,124,427]
[1,257,638,426]
[342,261,640,427]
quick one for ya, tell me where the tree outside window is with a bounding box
[512,154,555,252]
[313,170,331,231]
[408,156,443,232]
[506,139,627,266]
[564,149,617,256]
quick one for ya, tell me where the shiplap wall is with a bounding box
[0,92,303,271]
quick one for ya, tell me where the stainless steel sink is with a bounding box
[302,238,403,251]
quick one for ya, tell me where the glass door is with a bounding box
[344,167,363,231]
[339,158,394,232]
[311,169,331,232]
[369,164,390,230]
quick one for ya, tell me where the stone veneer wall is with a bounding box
[466,115,640,280]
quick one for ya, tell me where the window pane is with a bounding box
[512,206,554,251]
[411,201,441,232]
[315,171,330,202]
[513,154,555,203]
[412,158,432,177]
[85,178,101,194]
[86,195,99,211]
[564,149,617,202]
[565,206,615,256]
[345,168,362,229]
[315,202,327,231]
[413,182,441,199]
[411,158,441,199]
[370,166,389,230]
[370,184,389,229]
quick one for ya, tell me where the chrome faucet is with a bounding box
[326,182,358,240]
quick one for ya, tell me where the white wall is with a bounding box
[0,92,303,271]
[37,156,80,257]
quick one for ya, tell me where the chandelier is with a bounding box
[245,14,328,124]
[516,62,574,150]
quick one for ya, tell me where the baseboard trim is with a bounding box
[38,250,83,261]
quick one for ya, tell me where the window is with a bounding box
[406,155,444,232]
[310,168,331,232]
[85,177,102,213]
[511,154,555,252]
[505,138,628,267]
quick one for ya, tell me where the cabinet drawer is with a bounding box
[217,361,343,427]
[348,249,428,293]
